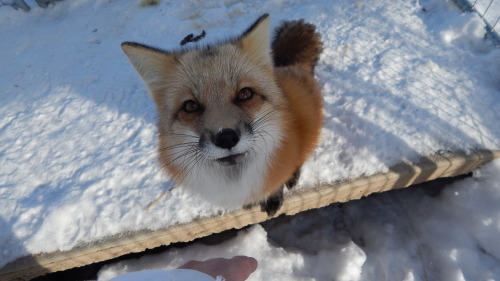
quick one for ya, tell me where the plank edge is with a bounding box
[1,149,499,280]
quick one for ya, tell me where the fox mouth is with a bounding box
[216,153,246,166]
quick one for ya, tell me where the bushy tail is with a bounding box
[271,19,323,73]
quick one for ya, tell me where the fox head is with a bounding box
[121,14,287,207]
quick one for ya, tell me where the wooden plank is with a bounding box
[1,149,499,280]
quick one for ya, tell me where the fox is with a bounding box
[121,14,323,216]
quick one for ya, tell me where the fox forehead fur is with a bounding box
[121,14,323,213]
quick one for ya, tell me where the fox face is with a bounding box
[159,42,285,167]
[122,15,287,207]
[122,14,324,214]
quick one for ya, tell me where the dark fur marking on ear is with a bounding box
[240,13,270,39]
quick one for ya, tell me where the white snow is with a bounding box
[473,0,500,29]
[107,269,217,281]
[0,0,499,279]
[98,160,500,281]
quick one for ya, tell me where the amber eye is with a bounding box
[236,87,254,103]
[183,100,201,113]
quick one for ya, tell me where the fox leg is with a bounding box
[285,167,301,190]
[260,167,301,216]
[260,188,284,217]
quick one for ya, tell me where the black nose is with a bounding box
[214,129,240,149]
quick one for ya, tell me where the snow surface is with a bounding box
[0,0,499,273]
[98,159,500,281]
[473,0,500,29]
[107,269,218,281]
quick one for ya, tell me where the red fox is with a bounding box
[121,14,323,216]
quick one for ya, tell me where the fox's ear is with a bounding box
[121,42,176,96]
[239,14,272,68]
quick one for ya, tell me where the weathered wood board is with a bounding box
[1,149,499,280]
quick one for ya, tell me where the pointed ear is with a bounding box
[121,42,176,95]
[239,14,272,68]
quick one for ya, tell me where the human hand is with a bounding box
[178,256,258,281]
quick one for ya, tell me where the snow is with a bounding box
[98,159,500,281]
[107,269,217,281]
[473,0,500,29]
[0,0,499,278]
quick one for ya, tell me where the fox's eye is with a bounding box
[236,87,254,103]
[183,100,201,113]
